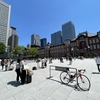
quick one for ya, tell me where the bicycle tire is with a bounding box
[77,75,91,91]
[60,71,70,84]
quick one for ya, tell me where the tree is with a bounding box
[0,42,6,54]
[13,46,25,56]
[28,48,38,57]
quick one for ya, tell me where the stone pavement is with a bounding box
[0,58,100,100]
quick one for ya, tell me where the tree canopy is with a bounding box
[28,48,38,56]
[0,42,6,54]
[13,46,24,55]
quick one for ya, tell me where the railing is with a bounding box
[47,65,77,79]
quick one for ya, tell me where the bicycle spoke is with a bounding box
[60,72,70,84]
[78,75,91,91]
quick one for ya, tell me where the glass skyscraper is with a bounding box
[8,26,18,52]
[62,21,76,42]
[31,34,40,46]
[0,0,11,46]
[51,31,62,45]
[41,38,47,48]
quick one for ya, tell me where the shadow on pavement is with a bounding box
[7,81,21,87]
[49,78,84,91]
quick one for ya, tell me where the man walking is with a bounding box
[95,55,100,73]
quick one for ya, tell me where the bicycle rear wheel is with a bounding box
[60,71,70,84]
[78,75,91,91]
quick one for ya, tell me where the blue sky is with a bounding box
[4,0,100,47]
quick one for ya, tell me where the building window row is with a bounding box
[89,38,99,44]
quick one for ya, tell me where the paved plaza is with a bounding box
[0,58,100,100]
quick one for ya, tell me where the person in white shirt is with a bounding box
[20,58,27,84]
[95,55,100,72]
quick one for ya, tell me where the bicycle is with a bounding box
[60,68,91,91]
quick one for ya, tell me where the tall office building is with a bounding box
[41,38,47,48]
[8,26,18,52]
[0,0,11,46]
[31,34,40,46]
[51,31,62,45]
[62,21,76,42]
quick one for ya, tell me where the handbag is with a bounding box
[27,69,34,76]
[24,65,29,70]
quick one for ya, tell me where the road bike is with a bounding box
[60,68,91,91]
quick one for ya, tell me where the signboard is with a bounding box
[55,66,67,71]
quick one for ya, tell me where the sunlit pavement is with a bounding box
[0,58,100,100]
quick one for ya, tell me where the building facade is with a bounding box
[0,0,11,46]
[38,31,100,58]
[8,26,18,52]
[41,38,47,48]
[62,21,76,42]
[51,31,62,45]
[31,34,40,46]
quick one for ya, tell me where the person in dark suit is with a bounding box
[15,59,21,82]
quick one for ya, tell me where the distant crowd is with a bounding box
[0,55,100,85]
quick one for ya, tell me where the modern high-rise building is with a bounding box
[41,38,47,48]
[8,26,18,52]
[62,21,76,42]
[31,34,40,46]
[0,0,11,46]
[51,31,62,45]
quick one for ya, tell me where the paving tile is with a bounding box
[88,91,100,100]
[0,87,23,100]
[0,59,100,100]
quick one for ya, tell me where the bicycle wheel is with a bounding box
[60,71,70,84]
[77,75,91,91]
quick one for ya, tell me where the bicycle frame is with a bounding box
[75,70,85,86]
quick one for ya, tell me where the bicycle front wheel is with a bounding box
[60,71,70,84]
[78,75,91,91]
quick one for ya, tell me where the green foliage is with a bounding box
[13,46,25,55]
[0,42,6,54]
[91,52,98,57]
[28,48,38,56]
[67,53,71,57]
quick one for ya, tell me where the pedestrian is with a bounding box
[20,58,27,84]
[41,58,45,68]
[69,56,72,65]
[95,55,100,73]
[44,58,47,67]
[4,58,8,71]
[15,59,21,82]
[60,57,63,63]
[36,58,40,69]
[1,59,4,70]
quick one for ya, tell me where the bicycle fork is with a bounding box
[79,74,85,83]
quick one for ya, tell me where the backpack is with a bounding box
[32,66,37,70]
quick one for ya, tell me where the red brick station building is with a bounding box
[38,31,100,58]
